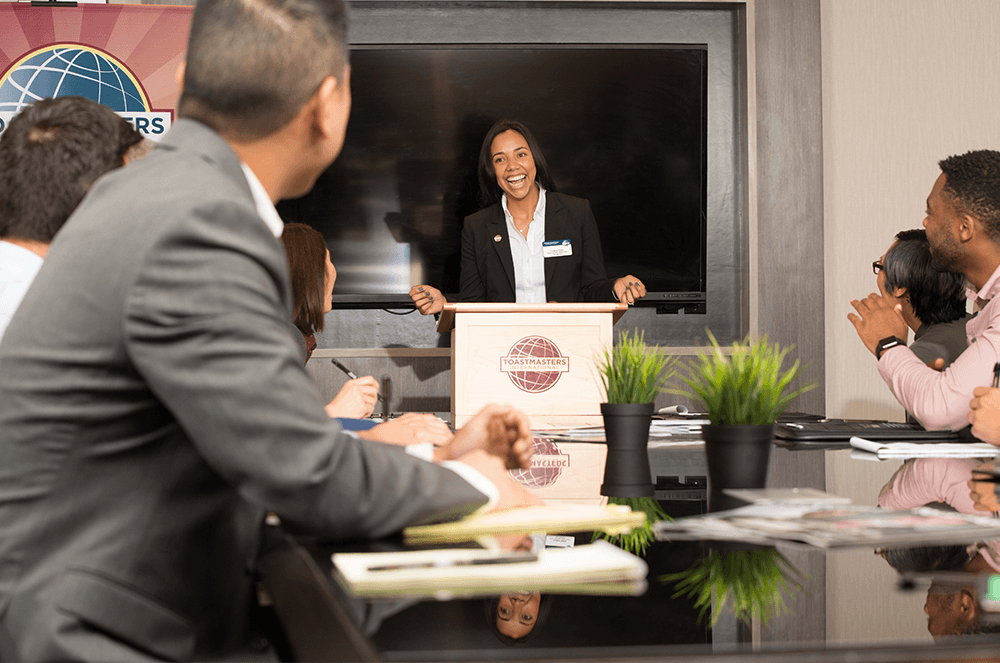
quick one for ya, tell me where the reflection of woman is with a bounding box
[485,592,553,645]
[410,120,645,314]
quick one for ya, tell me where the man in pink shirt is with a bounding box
[849,150,1000,432]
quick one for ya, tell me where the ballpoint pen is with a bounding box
[331,358,384,403]
[367,553,538,572]
[993,362,1000,388]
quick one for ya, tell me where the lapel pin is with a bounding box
[493,234,502,243]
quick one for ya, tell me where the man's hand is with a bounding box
[359,412,453,447]
[613,276,647,306]
[969,387,1000,446]
[444,404,534,470]
[847,292,909,356]
[409,285,446,316]
[927,358,946,371]
[969,462,1000,511]
[324,376,379,418]
[454,449,545,512]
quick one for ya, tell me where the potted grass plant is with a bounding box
[595,329,677,498]
[670,332,814,501]
[593,329,677,555]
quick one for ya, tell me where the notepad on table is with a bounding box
[403,503,645,544]
[332,539,647,598]
[849,436,999,459]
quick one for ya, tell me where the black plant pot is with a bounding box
[702,423,775,511]
[600,402,655,498]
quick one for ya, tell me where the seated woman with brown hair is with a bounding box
[281,222,379,418]
[280,223,522,460]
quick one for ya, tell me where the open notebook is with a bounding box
[332,539,647,599]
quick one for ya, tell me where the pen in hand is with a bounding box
[331,358,384,403]
[993,362,1000,388]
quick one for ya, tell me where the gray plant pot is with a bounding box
[701,423,775,511]
[600,402,655,498]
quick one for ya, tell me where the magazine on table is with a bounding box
[654,503,1000,549]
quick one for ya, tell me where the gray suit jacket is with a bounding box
[0,119,487,661]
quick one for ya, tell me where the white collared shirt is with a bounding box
[502,186,547,303]
[0,240,45,344]
[240,163,284,238]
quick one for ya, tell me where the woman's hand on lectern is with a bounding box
[614,276,647,305]
[410,285,446,315]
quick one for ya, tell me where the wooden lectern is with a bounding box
[438,302,627,429]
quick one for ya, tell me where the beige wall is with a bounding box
[822,0,1000,643]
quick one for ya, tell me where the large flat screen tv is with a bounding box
[277,45,708,309]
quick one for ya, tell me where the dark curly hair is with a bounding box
[938,150,1000,242]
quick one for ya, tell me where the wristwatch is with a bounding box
[874,335,906,360]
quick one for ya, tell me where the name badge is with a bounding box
[543,239,572,258]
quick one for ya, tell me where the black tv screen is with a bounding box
[277,45,708,308]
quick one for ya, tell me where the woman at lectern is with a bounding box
[409,119,646,315]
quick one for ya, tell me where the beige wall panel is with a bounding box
[822,0,1000,645]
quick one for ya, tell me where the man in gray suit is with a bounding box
[0,0,534,659]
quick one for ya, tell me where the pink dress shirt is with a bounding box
[878,457,1000,573]
[878,262,1000,431]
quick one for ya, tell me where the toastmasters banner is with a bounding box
[0,4,191,140]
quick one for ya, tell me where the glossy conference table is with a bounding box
[257,443,1000,662]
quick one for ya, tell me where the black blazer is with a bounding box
[458,192,617,303]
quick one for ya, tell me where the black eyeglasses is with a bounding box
[872,261,884,275]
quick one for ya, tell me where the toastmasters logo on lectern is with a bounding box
[510,438,569,488]
[0,45,172,139]
[500,336,570,393]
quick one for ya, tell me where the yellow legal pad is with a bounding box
[404,503,645,544]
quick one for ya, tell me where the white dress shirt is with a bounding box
[0,240,45,344]
[502,186,547,303]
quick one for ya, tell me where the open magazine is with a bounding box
[654,503,1000,549]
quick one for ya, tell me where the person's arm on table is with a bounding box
[879,457,986,514]
[126,206,491,537]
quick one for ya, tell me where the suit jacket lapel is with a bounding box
[544,193,569,294]
[487,205,516,297]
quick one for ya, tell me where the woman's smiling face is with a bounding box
[490,130,537,202]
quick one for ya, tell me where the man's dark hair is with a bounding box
[179,0,348,142]
[477,120,557,208]
[0,96,143,242]
[938,150,1000,242]
[884,228,967,325]
[280,222,328,334]
[882,544,970,573]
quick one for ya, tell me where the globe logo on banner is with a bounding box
[510,437,569,488]
[0,45,172,139]
[500,336,570,393]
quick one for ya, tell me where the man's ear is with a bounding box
[958,213,976,242]
[175,61,186,94]
[893,286,907,299]
[313,70,350,137]
[958,589,978,619]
